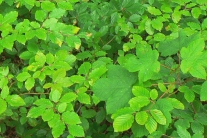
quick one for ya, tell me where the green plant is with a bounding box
[1,0,207,137]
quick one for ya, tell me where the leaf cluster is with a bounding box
[1,0,207,138]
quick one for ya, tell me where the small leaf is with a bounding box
[0,98,7,115]
[49,89,61,103]
[2,11,18,24]
[129,96,150,111]
[158,83,167,92]
[6,95,25,107]
[145,116,157,134]
[27,106,45,118]
[201,81,207,101]
[58,1,73,10]
[25,77,35,90]
[16,72,31,82]
[68,125,85,137]
[113,114,134,132]
[135,111,148,125]
[41,1,56,11]
[35,28,47,40]
[168,98,184,110]
[62,111,81,125]
[147,6,162,15]
[52,120,65,138]
[191,7,201,18]
[35,10,47,22]
[177,126,191,138]
[150,89,158,100]
[57,102,67,113]
[34,98,53,108]
[150,109,166,125]
[77,93,91,104]
[42,109,54,122]
[60,93,77,103]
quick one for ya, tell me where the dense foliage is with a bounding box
[1,0,207,137]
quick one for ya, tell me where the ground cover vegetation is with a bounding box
[1,0,207,137]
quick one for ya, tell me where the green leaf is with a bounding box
[0,98,7,115]
[129,96,150,111]
[35,28,47,40]
[52,120,65,138]
[147,6,162,15]
[48,114,60,128]
[179,86,195,102]
[92,65,137,114]
[151,18,163,31]
[132,86,150,97]
[62,111,81,125]
[2,11,18,24]
[42,109,54,122]
[6,95,25,107]
[191,7,201,18]
[150,109,166,125]
[24,0,35,6]
[150,89,158,100]
[49,8,66,19]
[168,98,184,110]
[124,50,160,82]
[41,1,56,11]
[191,121,204,134]
[1,85,9,99]
[135,111,148,125]
[25,77,35,90]
[113,114,134,132]
[177,126,191,138]
[16,72,31,82]
[129,14,140,22]
[180,39,207,79]
[57,102,67,113]
[68,125,85,137]
[172,10,181,23]
[27,106,45,118]
[52,69,66,82]
[158,31,200,56]
[60,93,77,103]
[145,116,157,134]
[34,98,53,108]
[57,1,73,10]
[35,10,47,22]
[77,93,91,104]
[145,19,154,35]
[201,81,207,101]
[158,83,167,92]
[78,62,91,75]
[49,89,61,103]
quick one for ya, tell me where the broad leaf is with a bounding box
[68,125,85,137]
[129,96,150,111]
[150,109,166,125]
[113,114,134,132]
[2,11,18,24]
[168,98,184,110]
[124,50,160,82]
[145,116,157,134]
[62,111,81,125]
[201,81,207,101]
[135,111,148,125]
[52,120,65,138]
[158,31,200,56]
[177,126,191,138]
[0,98,7,115]
[27,106,45,118]
[93,65,137,114]
[180,38,207,79]
[6,95,25,107]
[16,72,31,82]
